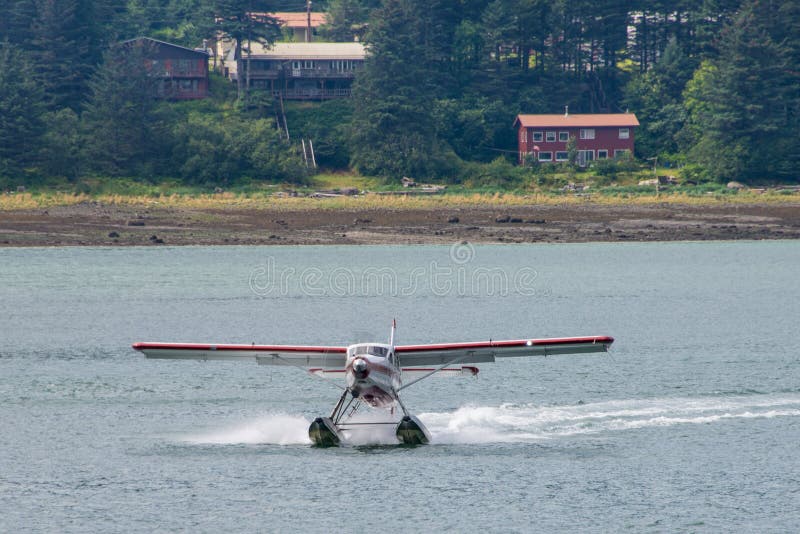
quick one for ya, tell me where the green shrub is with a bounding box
[460,156,530,188]
[678,163,716,184]
[172,112,308,185]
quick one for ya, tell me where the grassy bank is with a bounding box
[3,188,799,212]
[4,167,799,212]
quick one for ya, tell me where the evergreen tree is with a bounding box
[322,0,378,42]
[81,41,172,176]
[624,37,694,157]
[1,0,37,48]
[213,1,281,100]
[30,0,95,110]
[0,41,46,181]
[40,108,83,180]
[683,0,799,182]
[349,0,458,179]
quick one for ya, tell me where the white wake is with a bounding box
[185,414,313,445]
[181,394,800,446]
[420,393,800,444]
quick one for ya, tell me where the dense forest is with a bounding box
[1,0,798,187]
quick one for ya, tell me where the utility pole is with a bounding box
[306,0,312,43]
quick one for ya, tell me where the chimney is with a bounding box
[564,105,569,117]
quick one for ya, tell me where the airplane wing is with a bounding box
[132,342,348,368]
[395,336,614,367]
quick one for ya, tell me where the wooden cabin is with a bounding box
[226,42,365,100]
[514,112,640,165]
[122,37,210,100]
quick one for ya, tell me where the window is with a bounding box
[555,151,568,161]
[614,149,630,159]
[292,61,302,69]
[559,131,569,142]
[619,128,629,139]
[580,128,595,139]
[546,131,556,142]
[538,151,553,161]
[597,150,608,159]
[520,129,527,143]
[352,345,387,357]
[176,59,191,74]
[331,60,353,71]
[304,60,314,69]
[532,131,543,142]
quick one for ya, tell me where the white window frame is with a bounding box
[555,151,569,162]
[614,149,630,159]
[580,128,595,140]
[545,131,556,142]
[619,128,629,139]
[538,151,553,161]
[597,149,608,159]
[532,131,543,142]
[558,131,569,142]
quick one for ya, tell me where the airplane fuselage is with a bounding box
[345,343,401,408]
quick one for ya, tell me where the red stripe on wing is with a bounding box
[132,342,347,353]
[395,336,614,353]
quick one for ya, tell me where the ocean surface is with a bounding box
[1,241,799,532]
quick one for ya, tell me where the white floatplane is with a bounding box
[133,321,613,446]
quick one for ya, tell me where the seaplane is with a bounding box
[133,321,613,446]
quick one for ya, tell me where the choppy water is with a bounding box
[1,242,799,532]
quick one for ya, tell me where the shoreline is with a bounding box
[2,200,799,247]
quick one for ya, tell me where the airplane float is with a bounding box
[133,321,613,446]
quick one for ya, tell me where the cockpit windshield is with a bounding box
[350,345,389,358]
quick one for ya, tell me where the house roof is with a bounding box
[120,37,210,56]
[514,113,640,128]
[241,41,366,60]
[267,12,328,28]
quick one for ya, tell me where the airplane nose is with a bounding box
[352,358,369,379]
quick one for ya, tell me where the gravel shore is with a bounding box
[2,201,799,246]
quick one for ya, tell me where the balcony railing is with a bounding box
[272,88,352,99]
[288,68,358,78]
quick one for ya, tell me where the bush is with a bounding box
[459,156,530,188]
[285,100,354,169]
[592,159,619,177]
[678,163,716,184]
[172,113,308,185]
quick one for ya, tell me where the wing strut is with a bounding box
[398,353,472,391]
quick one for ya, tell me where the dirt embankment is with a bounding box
[1,201,799,246]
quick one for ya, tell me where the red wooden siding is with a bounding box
[514,114,639,164]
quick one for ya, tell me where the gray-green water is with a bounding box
[2,242,799,532]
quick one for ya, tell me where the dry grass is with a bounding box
[2,190,799,212]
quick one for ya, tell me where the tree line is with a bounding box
[0,0,310,187]
[1,0,797,187]
[346,0,799,183]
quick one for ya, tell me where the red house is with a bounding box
[122,37,210,100]
[513,113,639,166]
